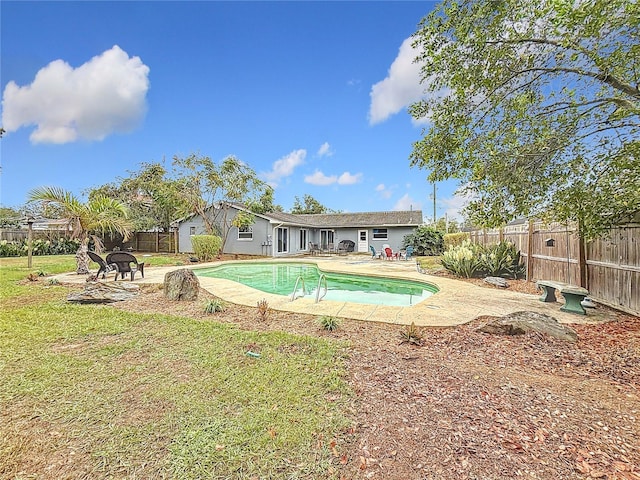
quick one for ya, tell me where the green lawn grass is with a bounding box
[0,255,352,479]
[416,255,444,273]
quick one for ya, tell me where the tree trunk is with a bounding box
[75,244,90,274]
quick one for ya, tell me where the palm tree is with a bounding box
[28,187,133,274]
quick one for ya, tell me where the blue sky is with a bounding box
[1,1,465,221]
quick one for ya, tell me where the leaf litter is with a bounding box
[109,281,639,480]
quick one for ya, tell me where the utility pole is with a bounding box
[432,183,436,224]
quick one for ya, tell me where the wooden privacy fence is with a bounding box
[104,232,176,253]
[1,230,177,254]
[469,222,639,316]
[0,229,71,242]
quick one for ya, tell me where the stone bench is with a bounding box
[536,280,589,315]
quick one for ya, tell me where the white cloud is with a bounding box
[375,183,393,199]
[368,38,425,125]
[304,170,337,186]
[304,169,363,186]
[263,149,306,185]
[439,188,475,221]
[337,172,362,185]
[2,45,149,144]
[317,142,334,157]
[393,193,421,211]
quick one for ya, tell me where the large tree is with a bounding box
[0,206,21,228]
[88,162,187,233]
[172,153,270,249]
[290,194,333,214]
[409,0,640,239]
[247,187,283,215]
[28,187,132,274]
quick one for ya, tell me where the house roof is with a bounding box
[265,210,423,228]
[174,203,423,228]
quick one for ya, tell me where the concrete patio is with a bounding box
[55,255,611,327]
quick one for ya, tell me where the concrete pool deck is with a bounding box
[55,255,611,327]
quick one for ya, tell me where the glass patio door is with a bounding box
[276,227,288,254]
[319,229,334,250]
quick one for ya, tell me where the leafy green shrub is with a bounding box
[481,241,525,279]
[403,225,444,256]
[0,240,22,257]
[441,240,525,279]
[440,240,485,278]
[0,237,80,257]
[443,232,470,250]
[203,298,227,314]
[316,315,341,332]
[191,235,222,262]
[47,237,81,255]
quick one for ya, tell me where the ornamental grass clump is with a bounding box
[440,240,484,278]
[257,299,270,322]
[441,240,525,279]
[316,315,341,332]
[400,322,425,346]
[203,298,227,314]
[481,241,525,279]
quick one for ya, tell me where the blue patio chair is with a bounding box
[404,246,414,260]
[370,245,382,259]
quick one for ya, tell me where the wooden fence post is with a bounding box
[578,222,587,288]
[526,219,534,282]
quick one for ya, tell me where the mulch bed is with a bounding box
[94,270,640,479]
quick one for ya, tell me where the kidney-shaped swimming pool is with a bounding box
[195,262,438,306]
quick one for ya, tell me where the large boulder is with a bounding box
[164,268,200,301]
[67,282,139,304]
[484,276,509,288]
[476,311,578,342]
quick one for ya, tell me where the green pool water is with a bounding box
[195,262,438,306]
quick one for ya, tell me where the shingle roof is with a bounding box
[174,203,424,228]
[265,210,423,227]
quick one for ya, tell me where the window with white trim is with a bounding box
[372,228,388,240]
[238,226,253,240]
[189,226,196,235]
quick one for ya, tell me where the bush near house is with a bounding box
[191,235,222,261]
[403,225,444,256]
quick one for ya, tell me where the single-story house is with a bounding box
[176,203,423,257]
